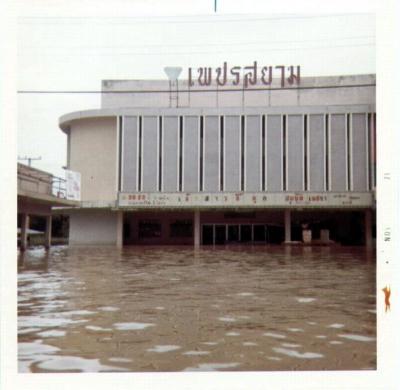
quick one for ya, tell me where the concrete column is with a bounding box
[44,215,52,249]
[284,209,291,243]
[20,214,29,251]
[365,209,373,248]
[116,211,124,248]
[194,210,201,248]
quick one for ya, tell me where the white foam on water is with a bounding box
[98,306,120,312]
[236,292,254,297]
[37,330,66,338]
[338,334,375,342]
[85,325,113,332]
[114,322,155,331]
[155,306,165,310]
[63,310,96,316]
[273,347,324,359]
[18,273,42,281]
[367,309,376,314]
[108,357,132,363]
[267,356,282,361]
[307,322,317,325]
[242,342,258,346]
[281,343,301,348]
[295,297,316,303]
[37,356,127,372]
[19,342,60,356]
[218,317,236,322]
[39,302,66,313]
[183,350,210,356]
[226,332,240,336]
[183,362,240,371]
[19,315,88,328]
[28,248,46,257]
[18,303,34,307]
[263,332,286,339]
[315,335,327,339]
[19,327,41,335]
[329,341,343,345]
[19,352,57,373]
[328,323,345,329]
[287,328,304,332]
[147,345,181,353]
[19,360,35,373]
[202,341,219,346]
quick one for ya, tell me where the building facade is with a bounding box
[59,74,376,247]
[18,163,78,249]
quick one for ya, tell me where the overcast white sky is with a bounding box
[17,1,376,177]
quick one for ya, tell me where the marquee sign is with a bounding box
[188,62,300,88]
[117,192,373,209]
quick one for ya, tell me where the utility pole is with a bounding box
[214,0,217,12]
[18,156,42,167]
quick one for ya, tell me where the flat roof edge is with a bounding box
[59,103,376,132]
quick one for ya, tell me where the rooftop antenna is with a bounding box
[164,67,182,108]
[18,155,42,167]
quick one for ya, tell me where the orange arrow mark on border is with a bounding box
[382,286,391,313]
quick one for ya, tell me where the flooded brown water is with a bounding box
[18,245,376,372]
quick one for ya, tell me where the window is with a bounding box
[138,220,161,238]
[170,220,193,238]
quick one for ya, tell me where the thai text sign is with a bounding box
[65,169,81,201]
[118,192,373,209]
[188,62,300,88]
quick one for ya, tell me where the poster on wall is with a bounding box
[65,169,81,201]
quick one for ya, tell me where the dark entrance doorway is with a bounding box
[215,225,226,245]
[240,225,252,242]
[227,225,239,243]
[253,224,266,242]
[202,225,214,245]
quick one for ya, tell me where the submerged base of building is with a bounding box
[67,207,375,248]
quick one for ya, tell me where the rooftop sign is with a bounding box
[188,62,300,88]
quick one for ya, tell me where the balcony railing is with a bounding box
[17,164,67,199]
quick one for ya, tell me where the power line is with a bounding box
[17,83,376,95]
[20,35,375,50]
[20,43,375,57]
[18,13,373,25]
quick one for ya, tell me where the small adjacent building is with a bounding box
[59,73,376,247]
[17,163,78,249]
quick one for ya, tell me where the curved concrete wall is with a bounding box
[68,117,117,202]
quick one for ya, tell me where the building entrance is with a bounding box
[227,225,239,243]
[215,225,226,245]
[201,224,268,245]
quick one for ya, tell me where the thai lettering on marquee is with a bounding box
[188,62,301,88]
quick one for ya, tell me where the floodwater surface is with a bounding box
[18,245,376,372]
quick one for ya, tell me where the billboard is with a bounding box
[65,169,81,201]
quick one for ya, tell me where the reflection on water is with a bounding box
[18,245,376,372]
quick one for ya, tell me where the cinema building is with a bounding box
[59,72,376,247]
